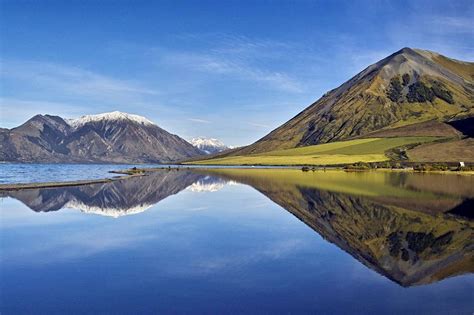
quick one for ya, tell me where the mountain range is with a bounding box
[0,111,203,163]
[221,48,474,158]
[2,48,473,165]
[190,137,230,154]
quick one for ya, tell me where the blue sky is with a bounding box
[1,0,473,146]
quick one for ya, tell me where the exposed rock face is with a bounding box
[0,111,203,163]
[230,48,474,155]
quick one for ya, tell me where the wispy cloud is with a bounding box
[156,35,305,93]
[431,16,474,34]
[0,98,88,127]
[247,122,271,128]
[161,52,304,93]
[187,118,211,124]
[1,60,158,102]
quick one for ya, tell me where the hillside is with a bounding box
[226,48,474,156]
[188,137,441,166]
[0,111,203,163]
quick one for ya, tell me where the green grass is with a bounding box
[188,137,439,166]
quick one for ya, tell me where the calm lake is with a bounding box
[0,166,473,314]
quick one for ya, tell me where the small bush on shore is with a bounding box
[414,163,449,172]
[457,165,474,171]
[344,162,371,170]
[391,162,403,169]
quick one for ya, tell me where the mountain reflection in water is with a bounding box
[2,169,473,287]
[1,170,205,217]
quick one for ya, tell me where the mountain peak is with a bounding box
[66,111,155,128]
[227,48,473,155]
[3,111,203,163]
[191,137,230,154]
[397,47,416,54]
[366,46,470,87]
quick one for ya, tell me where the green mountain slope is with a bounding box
[188,136,439,165]
[231,48,474,156]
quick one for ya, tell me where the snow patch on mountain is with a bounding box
[190,137,230,154]
[64,199,153,218]
[66,111,155,128]
[186,176,239,192]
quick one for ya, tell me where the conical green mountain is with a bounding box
[236,48,474,155]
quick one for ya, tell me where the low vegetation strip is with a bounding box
[188,137,440,166]
[189,154,388,166]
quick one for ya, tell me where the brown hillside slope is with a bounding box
[229,48,473,156]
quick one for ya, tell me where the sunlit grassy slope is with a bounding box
[188,137,439,166]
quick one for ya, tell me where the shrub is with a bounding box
[431,81,454,104]
[387,77,403,102]
[391,162,402,169]
[407,82,435,103]
[402,73,410,86]
[344,162,371,170]
[431,163,449,171]
[413,163,449,172]
[413,164,430,172]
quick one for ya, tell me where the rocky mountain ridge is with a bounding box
[0,111,203,163]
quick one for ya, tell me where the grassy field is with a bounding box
[188,137,439,166]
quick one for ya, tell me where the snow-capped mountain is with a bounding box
[66,111,155,129]
[1,111,203,163]
[191,137,230,154]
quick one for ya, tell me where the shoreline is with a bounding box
[0,165,472,191]
[0,173,144,191]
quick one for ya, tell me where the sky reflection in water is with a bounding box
[1,169,473,314]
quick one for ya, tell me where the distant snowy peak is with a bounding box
[66,111,155,128]
[190,137,230,154]
[191,137,226,147]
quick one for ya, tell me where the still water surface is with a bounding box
[1,167,473,314]
[0,163,150,183]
